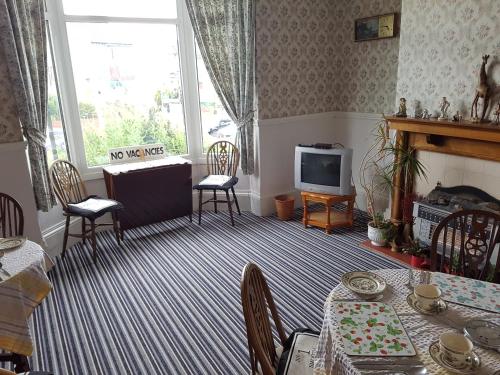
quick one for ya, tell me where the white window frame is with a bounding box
[45,0,206,180]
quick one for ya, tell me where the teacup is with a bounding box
[439,332,474,367]
[414,284,441,311]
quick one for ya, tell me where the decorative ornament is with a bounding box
[396,97,407,117]
[471,55,491,122]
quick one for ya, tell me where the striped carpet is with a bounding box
[28,209,404,374]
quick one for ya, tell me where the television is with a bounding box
[294,146,353,195]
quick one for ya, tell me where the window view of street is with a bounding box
[47,0,238,168]
[46,35,68,164]
[66,23,187,166]
[196,47,236,152]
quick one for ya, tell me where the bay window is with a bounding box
[45,0,234,178]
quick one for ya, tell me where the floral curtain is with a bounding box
[185,0,255,175]
[0,0,55,211]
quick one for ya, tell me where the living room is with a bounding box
[1,0,499,374]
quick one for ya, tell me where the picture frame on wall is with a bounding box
[355,13,397,42]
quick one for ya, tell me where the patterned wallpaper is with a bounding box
[256,0,402,120]
[396,0,500,119]
[0,47,22,143]
[330,0,401,115]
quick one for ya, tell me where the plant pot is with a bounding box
[410,255,426,268]
[275,194,295,221]
[367,222,386,247]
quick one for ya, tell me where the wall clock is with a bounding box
[355,13,397,42]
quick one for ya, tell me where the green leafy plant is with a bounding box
[359,120,428,235]
[402,239,429,258]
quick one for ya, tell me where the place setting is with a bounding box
[0,236,26,280]
[331,271,429,374]
[403,271,500,374]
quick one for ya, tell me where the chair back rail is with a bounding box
[0,193,24,237]
[430,209,500,282]
[49,160,88,209]
[241,263,287,375]
[206,141,239,177]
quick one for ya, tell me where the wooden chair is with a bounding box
[240,263,288,375]
[193,141,241,226]
[49,160,123,262]
[0,193,24,237]
[430,209,500,282]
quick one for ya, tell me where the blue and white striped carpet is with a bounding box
[29,210,403,374]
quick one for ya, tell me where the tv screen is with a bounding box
[301,153,341,187]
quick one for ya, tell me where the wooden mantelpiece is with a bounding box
[385,116,500,223]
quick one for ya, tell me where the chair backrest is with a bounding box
[240,263,287,375]
[0,193,24,237]
[49,160,88,209]
[430,209,500,282]
[206,141,239,177]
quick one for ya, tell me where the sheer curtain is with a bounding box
[0,0,55,211]
[185,0,255,175]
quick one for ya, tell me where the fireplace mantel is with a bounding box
[384,116,500,223]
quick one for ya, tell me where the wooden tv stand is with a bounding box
[301,190,356,234]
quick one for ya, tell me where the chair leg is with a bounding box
[225,189,235,226]
[112,212,121,245]
[90,220,97,263]
[213,189,218,213]
[81,217,86,244]
[231,186,241,215]
[198,189,203,225]
[61,215,70,258]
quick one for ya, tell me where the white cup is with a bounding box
[439,333,474,367]
[414,284,441,311]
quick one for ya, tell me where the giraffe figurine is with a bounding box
[470,54,491,122]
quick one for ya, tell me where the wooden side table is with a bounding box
[301,190,356,234]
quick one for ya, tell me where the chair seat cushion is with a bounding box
[66,196,124,220]
[277,328,319,375]
[193,175,238,190]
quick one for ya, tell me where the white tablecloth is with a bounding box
[313,269,500,375]
[0,240,53,355]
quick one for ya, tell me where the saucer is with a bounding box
[406,293,447,315]
[0,236,26,252]
[429,341,481,374]
[463,319,500,350]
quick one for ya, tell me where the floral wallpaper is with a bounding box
[256,0,401,120]
[0,48,22,143]
[396,0,500,119]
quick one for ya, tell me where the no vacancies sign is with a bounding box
[108,144,165,164]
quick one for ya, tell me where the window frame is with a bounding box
[45,0,206,180]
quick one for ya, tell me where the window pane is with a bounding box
[62,0,177,18]
[196,47,236,152]
[67,23,187,167]
[46,31,69,164]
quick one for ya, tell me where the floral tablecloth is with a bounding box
[0,240,53,356]
[313,269,500,375]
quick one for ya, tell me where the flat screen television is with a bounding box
[294,146,353,195]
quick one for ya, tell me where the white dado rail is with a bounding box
[256,111,384,216]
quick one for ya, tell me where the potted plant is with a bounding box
[359,120,428,247]
[402,239,429,268]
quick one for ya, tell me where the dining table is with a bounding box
[313,268,500,375]
[0,239,53,371]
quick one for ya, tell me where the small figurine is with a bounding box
[452,111,462,122]
[438,96,450,120]
[422,109,431,119]
[471,55,491,122]
[396,97,407,117]
[413,100,423,118]
[494,101,500,125]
